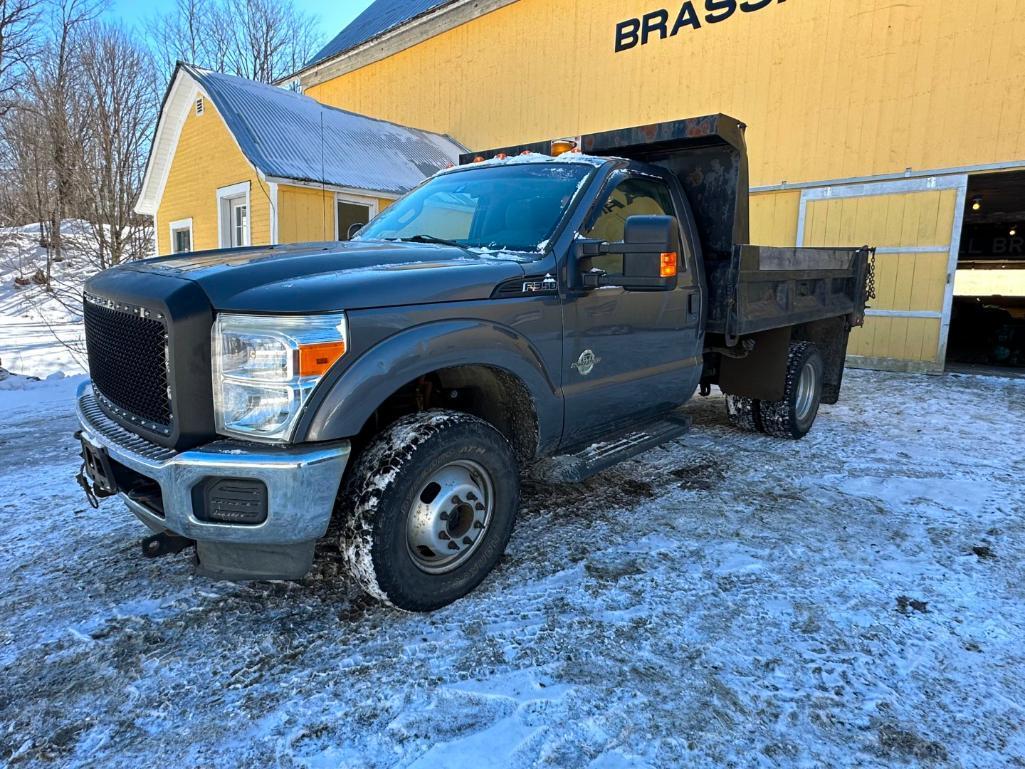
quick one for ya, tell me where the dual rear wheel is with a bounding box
[725,341,824,440]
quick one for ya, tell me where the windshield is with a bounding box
[356,162,592,253]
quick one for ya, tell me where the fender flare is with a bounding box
[296,319,563,452]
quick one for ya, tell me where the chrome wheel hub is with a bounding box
[794,361,817,422]
[406,459,495,574]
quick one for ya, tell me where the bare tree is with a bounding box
[146,0,225,83]
[79,22,158,268]
[1,103,51,247]
[219,0,318,83]
[0,0,42,115]
[24,0,104,275]
[149,0,319,84]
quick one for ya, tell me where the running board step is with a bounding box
[531,414,692,483]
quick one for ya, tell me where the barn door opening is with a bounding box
[798,176,967,373]
[947,170,1025,375]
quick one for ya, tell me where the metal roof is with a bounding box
[186,64,465,194]
[307,0,454,68]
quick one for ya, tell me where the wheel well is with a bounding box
[353,365,539,463]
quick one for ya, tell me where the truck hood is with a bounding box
[116,240,527,312]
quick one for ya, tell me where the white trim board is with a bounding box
[796,174,969,368]
[266,176,400,201]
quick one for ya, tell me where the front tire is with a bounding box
[757,342,824,439]
[340,410,519,612]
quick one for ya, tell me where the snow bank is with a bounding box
[0,221,103,378]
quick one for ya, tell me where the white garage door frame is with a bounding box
[795,174,969,368]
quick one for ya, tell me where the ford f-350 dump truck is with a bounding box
[75,114,872,611]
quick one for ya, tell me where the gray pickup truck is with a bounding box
[75,114,872,611]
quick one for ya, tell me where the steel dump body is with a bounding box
[706,245,872,342]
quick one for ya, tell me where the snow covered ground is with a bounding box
[1,370,1023,768]
[0,222,104,378]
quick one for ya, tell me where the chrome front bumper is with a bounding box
[74,381,350,548]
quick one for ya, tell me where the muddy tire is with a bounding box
[339,410,519,612]
[725,394,763,432]
[757,342,824,439]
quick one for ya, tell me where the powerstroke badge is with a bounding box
[615,0,788,52]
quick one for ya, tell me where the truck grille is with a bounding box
[83,293,172,430]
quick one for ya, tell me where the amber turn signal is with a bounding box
[298,341,346,377]
[551,138,578,156]
[660,252,678,278]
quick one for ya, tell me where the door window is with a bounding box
[584,176,675,273]
[230,198,248,247]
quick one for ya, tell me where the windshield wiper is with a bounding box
[399,234,468,249]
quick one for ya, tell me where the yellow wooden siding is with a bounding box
[278,186,394,243]
[803,189,957,365]
[749,191,800,246]
[847,317,941,364]
[304,0,1025,189]
[278,186,335,243]
[803,191,956,251]
[156,100,270,254]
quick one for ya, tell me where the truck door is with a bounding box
[561,170,704,445]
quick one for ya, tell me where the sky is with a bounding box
[104,0,376,50]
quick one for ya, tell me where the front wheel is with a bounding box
[340,410,519,612]
[757,341,824,439]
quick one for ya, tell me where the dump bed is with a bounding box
[706,245,873,344]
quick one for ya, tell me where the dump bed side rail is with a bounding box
[706,245,874,344]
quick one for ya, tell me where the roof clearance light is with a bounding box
[551,138,578,157]
[520,150,531,155]
[660,252,678,278]
[495,153,507,160]
[473,156,485,163]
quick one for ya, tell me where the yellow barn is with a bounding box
[136,63,465,257]
[283,0,1025,374]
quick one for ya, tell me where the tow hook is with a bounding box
[141,532,195,558]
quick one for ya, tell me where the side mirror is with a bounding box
[574,215,682,290]
[346,222,366,240]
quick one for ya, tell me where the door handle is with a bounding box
[687,292,697,316]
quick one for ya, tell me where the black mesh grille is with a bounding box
[84,299,172,427]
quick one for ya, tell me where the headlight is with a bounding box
[212,313,347,442]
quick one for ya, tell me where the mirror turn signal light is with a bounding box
[660,252,678,278]
[299,341,346,377]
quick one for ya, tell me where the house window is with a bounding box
[336,196,379,240]
[169,218,193,254]
[217,182,250,248]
